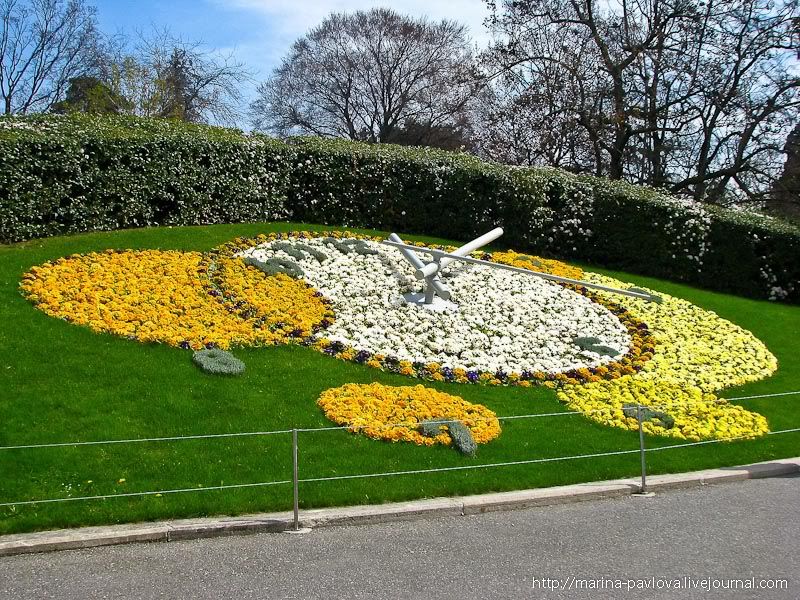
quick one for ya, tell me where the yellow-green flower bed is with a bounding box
[317,383,502,446]
[558,272,777,441]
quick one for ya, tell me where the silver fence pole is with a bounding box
[637,405,647,494]
[292,428,299,531]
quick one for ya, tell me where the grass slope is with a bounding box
[0,223,798,535]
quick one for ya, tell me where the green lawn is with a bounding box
[1,223,798,535]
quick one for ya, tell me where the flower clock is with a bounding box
[20,231,777,448]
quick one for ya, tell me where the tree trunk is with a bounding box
[769,123,800,221]
[608,78,628,179]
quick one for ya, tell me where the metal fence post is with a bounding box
[636,405,648,494]
[292,428,299,531]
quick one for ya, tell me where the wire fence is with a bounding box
[0,479,293,508]
[1,390,798,528]
[4,389,797,451]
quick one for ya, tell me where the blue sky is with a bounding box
[93,1,493,111]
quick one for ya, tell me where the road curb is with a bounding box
[1,457,797,557]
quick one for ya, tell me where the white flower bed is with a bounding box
[241,237,631,374]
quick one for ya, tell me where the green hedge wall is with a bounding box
[0,115,292,240]
[2,114,798,302]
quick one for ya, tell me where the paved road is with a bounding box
[0,476,796,600]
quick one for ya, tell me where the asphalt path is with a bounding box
[0,475,797,600]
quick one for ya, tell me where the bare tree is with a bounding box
[481,0,800,203]
[475,22,600,170]
[664,0,800,202]
[251,8,480,142]
[0,0,100,114]
[104,28,251,126]
[484,0,700,178]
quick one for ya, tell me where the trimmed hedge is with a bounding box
[0,114,291,241]
[285,137,800,302]
[1,114,798,302]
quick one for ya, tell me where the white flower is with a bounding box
[241,238,631,374]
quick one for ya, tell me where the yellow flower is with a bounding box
[20,249,331,350]
[490,250,584,280]
[558,272,776,441]
[317,383,501,446]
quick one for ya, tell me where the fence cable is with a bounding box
[298,448,640,484]
[298,426,800,485]
[723,390,800,401]
[0,479,292,508]
[645,426,800,453]
[0,429,294,451]
[0,390,797,451]
[1,427,797,508]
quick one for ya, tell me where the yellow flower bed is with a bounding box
[557,272,776,441]
[20,249,330,350]
[317,383,502,446]
[202,253,334,336]
[490,250,584,280]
